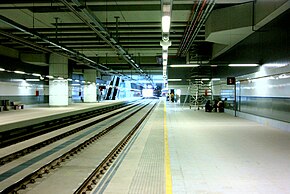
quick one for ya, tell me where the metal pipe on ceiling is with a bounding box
[178,0,207,56]
[0,29,51,54]
[183,0,216,54]
[177,0,216,57]
[178,0,202,55]
[0,15,119,76]
[59,0,152,83]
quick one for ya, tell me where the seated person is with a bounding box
[205,100,212,112]
[223,98,228,108]
[217,98,224,112]
[213,99,218,112]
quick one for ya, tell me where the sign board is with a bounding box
[227,77,236,85]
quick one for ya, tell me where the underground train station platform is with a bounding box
[1,99,290,194]
[97,100,290,194]
[0,100,130,131]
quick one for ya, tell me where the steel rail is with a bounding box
[0,101,140,166]
[0,102,133,148]
[0,100,154,194]
[74,101,157,194]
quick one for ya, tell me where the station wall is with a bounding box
[237,65,290,123]
[213,64,290,123]
[158,62,290,126]
[0,81,48,105]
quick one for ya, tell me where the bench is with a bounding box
[10,101,24,110]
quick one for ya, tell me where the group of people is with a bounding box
[205,98,227,112]
[167,93,179,103]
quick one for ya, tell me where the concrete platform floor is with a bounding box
[167,102,290,194]
[2,99,290,194]
[100,100,290,194]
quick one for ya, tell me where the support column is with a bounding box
[83,69,97,102]
[49,53,68,106]
[68,64,73,104]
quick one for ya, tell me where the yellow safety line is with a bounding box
[164,102,172,194]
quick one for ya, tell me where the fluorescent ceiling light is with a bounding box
[14,70,25,74]
[170,64,200,67]
[201,78,210,81]
[211,65,217,67]
[162,16,170,33]
[67,78,72,81]
[162,45,168,50]
[26,79,40,82]
[160,40,172,50]
[32,73,41,77]
[0,68,5,71]
[162,52,168,59]
[262,63,288,67]
[168,79,182,81]
[163,5,171,12]
[46,75,54,79]
[58,77,64,80]
[163,47,168,52]
[278,74,290,79]
[229,64,258,67]
[211,78,220,81]
[11,79,25,82]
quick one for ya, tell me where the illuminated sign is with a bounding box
[227,77,236,85]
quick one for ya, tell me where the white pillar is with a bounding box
[83,69,97,102]
[68,85,73,104]
[49,53,69,106]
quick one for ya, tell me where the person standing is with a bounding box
[205,100,212,112]
[170,93,174,102]
[217,98,224,112]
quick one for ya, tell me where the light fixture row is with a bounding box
[160,15,171,81]
[169,64,260,68]
[0,67,102,85]
[161,0,172,81]
[167,78,222,82]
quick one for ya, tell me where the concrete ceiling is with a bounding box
[0,0,289,84]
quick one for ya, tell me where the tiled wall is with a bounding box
[213,64,290,123]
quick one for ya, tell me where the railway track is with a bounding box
[0,101,140,166]
[0,101,138,148]
[0,99,158,194]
